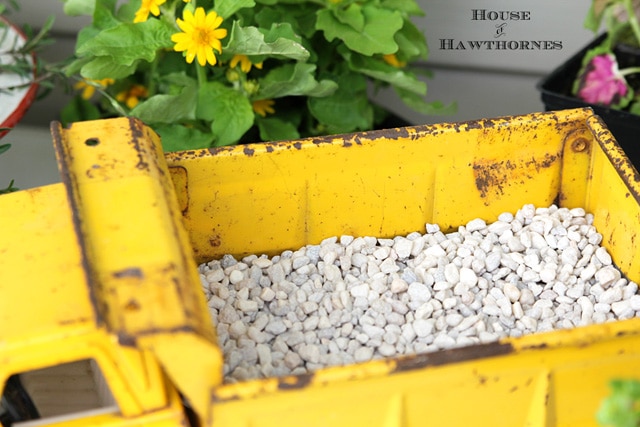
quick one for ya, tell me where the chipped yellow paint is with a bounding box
[0,109,639,426]
[165,109,639,283]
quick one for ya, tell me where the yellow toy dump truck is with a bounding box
[0,108,639,426]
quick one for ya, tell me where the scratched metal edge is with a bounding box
[163,110,594,164]
[211,341,515,404]
[211,318,640,403]
[391,341,514,373]
[49,120,103,328]
[587,115,640,206]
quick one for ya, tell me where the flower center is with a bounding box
[196,28,212,45]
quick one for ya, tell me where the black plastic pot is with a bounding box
[537,33,640,170]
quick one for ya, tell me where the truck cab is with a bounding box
[0,118,222,426]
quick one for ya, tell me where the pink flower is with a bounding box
[576,53,629,106]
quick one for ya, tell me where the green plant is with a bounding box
[61,0,454,151]
[573,0,640,111]
[597,379,640,427]
[0,1,59,194]
[0,139,17,194]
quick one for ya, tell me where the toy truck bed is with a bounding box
[0,108,638,426]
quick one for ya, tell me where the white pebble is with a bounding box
[407,282,431,303]
[202,204,636,383]
[596,266,621,288]
[466,218,487,232]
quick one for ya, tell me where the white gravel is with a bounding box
[198,204,638,383]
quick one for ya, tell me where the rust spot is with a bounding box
[58,316,92,326]
[118,333,137,346]
[243,147,255,156]
[209,234,221,247]
[127,117,150,171]
[113,267,144,279]
[520,342,548,350]
[293,142,302,150]
[393,341,513,373]
[278,373,313,390]
[124,299,141,311]
[472,153,558,200]
[509,386,518,393]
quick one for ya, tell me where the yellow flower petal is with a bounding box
[252,99,275,117]
[133,0,166,23]
[172,7,227,67]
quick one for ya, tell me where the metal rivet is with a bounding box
[571,138,589,152]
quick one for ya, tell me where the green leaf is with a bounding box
[381,0,425,16]
[216,0,256,20]
[74,26,101,55]
[115,0,140,22]
[316,6,403,55]
[258,63,338,99]
[597,380,640,427]
[630,100,640,115]
[346,51,426,95]
[257,116,300,142]
[0,179,18,195]
[395,87,457,116]
[395,19,428,60]
[334,4,365,32]
[76,19,175,65]
[196,82,254,146]
[154,124,215,152]
[223,22,310,61]
[62,0,95,16]
[308,73,373,133]
[131,78,197,123]
[60,95,101,127]
[64,56,93,77]
[584,0,611,33]
[0,143,11,155]
[92,0,120,31]
[254,4,317,39]
[81,57,138,79]
[262,22,302,45]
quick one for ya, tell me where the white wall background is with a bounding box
[1,0,598,189]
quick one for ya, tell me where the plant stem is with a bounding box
[623,0,640,47]
[148,55,159,95]
[620,66,640,76]
[196,63,207,88]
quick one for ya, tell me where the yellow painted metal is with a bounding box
[0,184,186,424]
[165,108,639,283]
[163,107,640,426]
[1,108,639,426]
[0,118,225,425]
[49,118,223,424]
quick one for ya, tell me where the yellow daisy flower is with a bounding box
[73,78,115,100]
[252,99,275,117]
[230,55,263,73]
[171,7,228,67]
[382,54,406,68]
[133,0,166,23]
[116,84,149,109]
